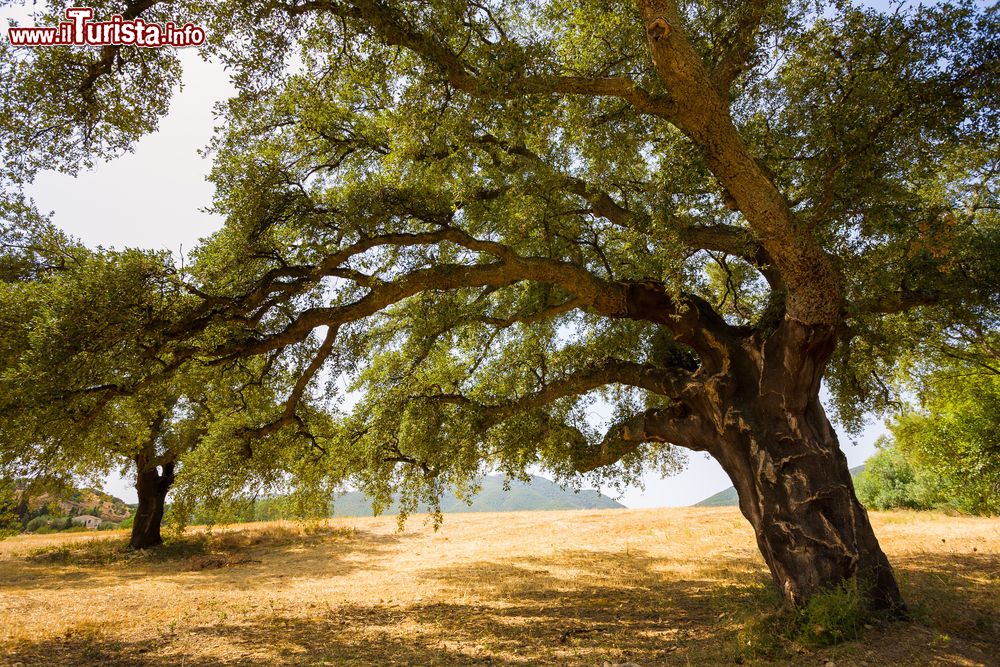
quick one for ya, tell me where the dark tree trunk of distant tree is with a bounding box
[129,458,175,550]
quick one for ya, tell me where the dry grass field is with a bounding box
[0,507,997,666]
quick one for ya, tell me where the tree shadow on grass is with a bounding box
[2,541,997,666]
[0,524,406,593]
[891,550,1000,647]
[408,548,998,665]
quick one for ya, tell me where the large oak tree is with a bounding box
[3,0,998,614]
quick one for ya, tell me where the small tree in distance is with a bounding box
[861,340,1000,515]
[0,228,331,548]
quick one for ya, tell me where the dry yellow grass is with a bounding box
[0,507,997,666]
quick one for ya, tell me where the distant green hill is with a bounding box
[694,464,867,507]
[331,474,626,516]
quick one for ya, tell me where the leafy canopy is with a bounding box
[1,0,998,514]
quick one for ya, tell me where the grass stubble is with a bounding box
[0,507,997,666]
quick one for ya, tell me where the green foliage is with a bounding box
[0,1,182,191]
[24,516,48,532]
[796,578,867,647]
[0,480,20,539]
[2,0,997,537]
[889,366,1000,515]
[855,334,999,515]
[0,246,196,479]
[855,439,950,511]
[732,578,874,655]
[731,586,796,661]
[0,237,330,535]
[25,515,74,533]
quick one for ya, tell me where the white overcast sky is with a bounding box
[5,5,892,507]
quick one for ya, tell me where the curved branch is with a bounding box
[205,232,739,367]
[710,0,772,93]
[850,289,939,316]
[288,1,676,117]
[478,296,584,328]
[483,358,694,423]
[679,224,782,289]
[572,403,710,473]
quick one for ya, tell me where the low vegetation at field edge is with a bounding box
[0,507,997,666]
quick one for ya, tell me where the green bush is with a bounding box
[0,480,23,538]
[25,515,79,533]
[730,578,875,659]
[796,578,867,647]
[98,521,119,530]
[26,515,50,532]
[734,607,796,661]
[856,438,951,511]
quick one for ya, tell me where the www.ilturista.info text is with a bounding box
[8,7,205,47]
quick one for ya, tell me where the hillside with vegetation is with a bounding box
[193,475,625,525]
[331,474,625,516]
[2,483,134,535]
[20,485,133,523]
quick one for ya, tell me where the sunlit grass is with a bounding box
[0,508,996,666]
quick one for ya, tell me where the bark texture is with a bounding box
[715,406,904,613]
[129,458,175,550]
[709,381,905,611]
[574,314,907,613]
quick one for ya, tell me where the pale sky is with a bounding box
[7,9,888,507]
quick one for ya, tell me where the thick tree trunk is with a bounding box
[598,310,909,615]
[702,321,907,615]
[129,460,175,550]
[710,396,906,615]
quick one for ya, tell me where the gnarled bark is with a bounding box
[711,395,905,613]
[708,323,904,613]
[129,458,175,550]
[572,316,907,614]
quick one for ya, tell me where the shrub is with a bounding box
[855,438,951,511]
[796,578,867,647]
[734,607,796,661]
[26,515,50,532]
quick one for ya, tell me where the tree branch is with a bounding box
[287,0,676,117]
[78,1,170,94]
[711,0,772,93]
[851,289,939,316]
[639,0,841,325]
[572,403,709,473]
